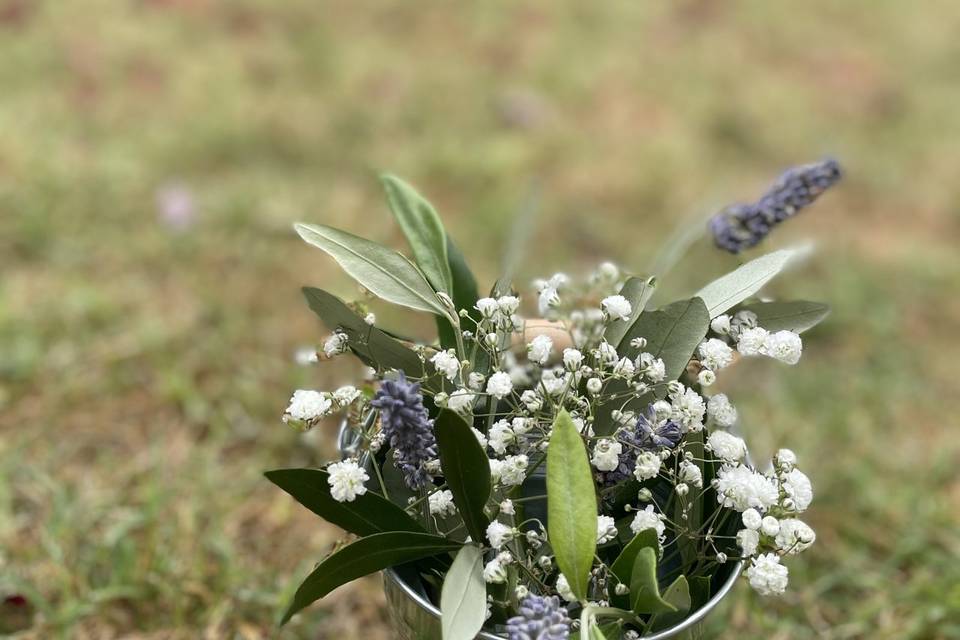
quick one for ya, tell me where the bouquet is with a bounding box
[268,160,841,639]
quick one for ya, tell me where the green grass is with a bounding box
[2,1,960,638]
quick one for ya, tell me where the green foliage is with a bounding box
[546,410,597,601]
[440,546,486,640]
[381,173,453,295]
[295,222,448,316]
[648,575,692,631]
[622,297,710,380]
[437,237,481,350]
[628,547,676,615]
[301,287,426,378]
[434,410,491,543]
[695,249,798,317]
[734,300,830,333]
[280,532,461,625]
[264,468,424,536]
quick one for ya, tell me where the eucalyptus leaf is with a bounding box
[604,276,657,347]
[695,249,797,317]
[734,300,830,333]
[689,576,712,612]
[609,529,660,585]
[435,410,491,543]
[546,410,597,601]
[295,222,447,316]
[381,174,453,294]
[280,532,461,625]
[264,468,423,537]
[301,287,427,382]
[620,297,710,381]
[629,547,676,615]
[440,546,486,640]
[648,575,692,632]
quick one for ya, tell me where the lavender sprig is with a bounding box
[506,595,571,640]
[710,158,842,253]
[370,372,437,489]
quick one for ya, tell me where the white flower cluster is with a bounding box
[284,262,821,618]
[719,449,816,596]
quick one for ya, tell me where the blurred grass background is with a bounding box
[1,1,959,638]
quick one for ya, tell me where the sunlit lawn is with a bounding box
[1,1,959,638]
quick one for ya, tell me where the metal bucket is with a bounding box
[338,418,743,639]
[382,561,741,640]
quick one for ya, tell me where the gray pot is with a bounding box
[382,561,742,640]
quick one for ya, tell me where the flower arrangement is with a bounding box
[268,162,840,639]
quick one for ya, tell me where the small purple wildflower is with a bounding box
[506,595,571,640]
[370,372,437,489]
[155,181,196,232]
[598,406,682,485]
[710,158,842,253]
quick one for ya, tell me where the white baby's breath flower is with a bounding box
[476,297,500,319]
[486,521,514,549]
[285,390,332,422]
[707,430,747,462]
[736,327,769,357]
[602,295,633,321]
[633,451,662,481]
[711,314,732,335]
[596,515,618,544]
[765,330,803,365]
[679,461,703,488]
[596,341,618,365]
[488,420,515,455]
[643,356,666,383]
[775,448,797,472]
[716,465,779,512]
[467,372,486,391]
[562,348,584,371]
[586,377,603,395]
[430,349,461,381]
[761,516,781,537]
[781,468,813,512]
[429,490,457,517]
[497,295,520,315]
[697,369,716,387]
[555,574,577,602]
[332,385,361,407]
[741,508,762,531]
[591,439,622,472]
[486,371,514,399]
[540,368,569,396]
[613,357,636,379]
[527,334,554,365]
[499,454,528,486]
[483,553,511,584]
[364,312,377,325]
[326,460,369,502]
[775,518,816,554]
[698,338,734,371]
[671,386,706,431]
[447,388,476,414]
[746,553,789,596]
[520,389,543,412]
[323,331,349,358]
[707,394,738,428]
[499,499,515,515]
[737,528,760,557]
[630,504,665,538]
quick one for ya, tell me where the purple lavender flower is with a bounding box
[710,158,842,253]
[598,406,682,485]
[506,595,571,640]
[370,372,437,489]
